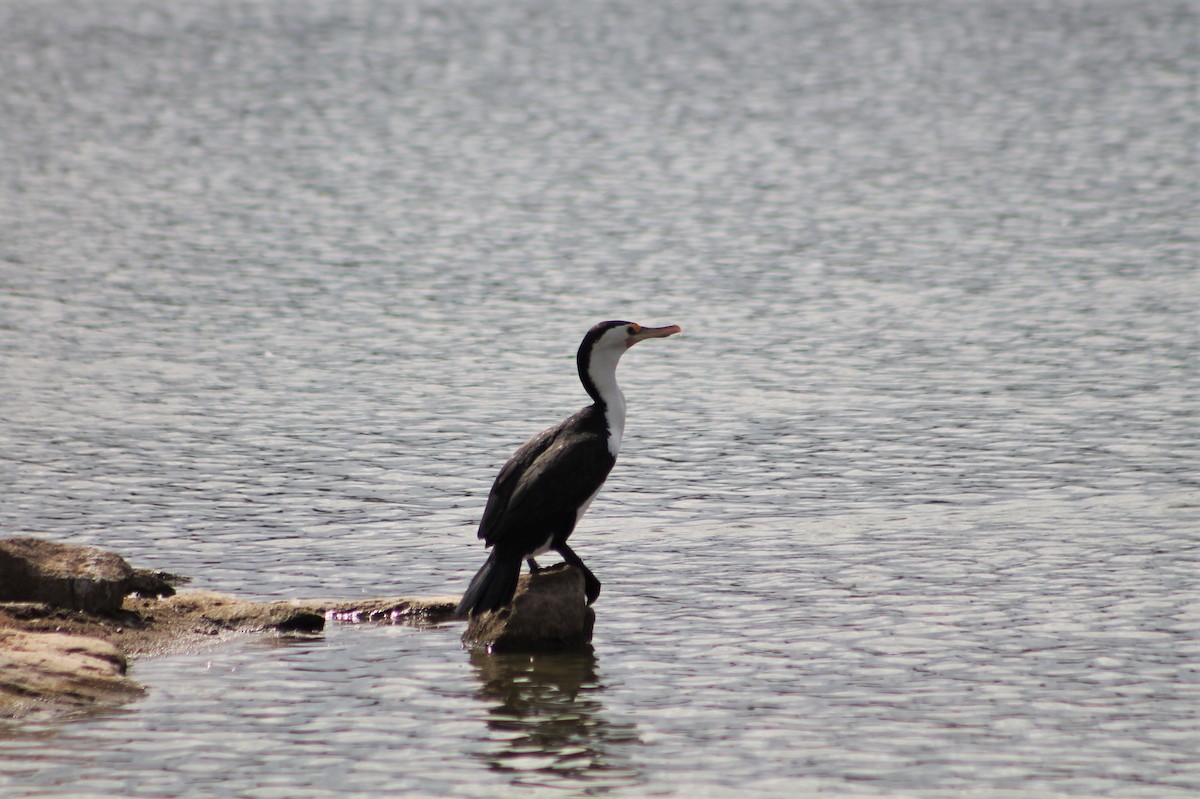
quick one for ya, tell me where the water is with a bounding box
[1,0,1197,795]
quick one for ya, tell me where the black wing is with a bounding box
[477,407,616,549]
[477,422,562,542]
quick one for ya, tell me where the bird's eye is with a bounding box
[627,324,640,335]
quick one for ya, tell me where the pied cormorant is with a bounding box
[455,320,681,616]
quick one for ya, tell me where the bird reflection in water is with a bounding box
[468,648,641,791]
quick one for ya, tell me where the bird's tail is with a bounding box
[455,550,521,617]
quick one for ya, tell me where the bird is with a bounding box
[455,320,681,617]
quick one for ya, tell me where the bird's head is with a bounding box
[586,320,683,353]
[577,320,681,404]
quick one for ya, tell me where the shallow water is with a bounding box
[1,0,1198,796]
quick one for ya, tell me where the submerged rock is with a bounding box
[462,563,595,653]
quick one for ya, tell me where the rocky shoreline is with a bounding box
[1,537,594,723]
[0,537,460,722]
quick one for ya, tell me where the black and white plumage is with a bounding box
[456,320,681,617]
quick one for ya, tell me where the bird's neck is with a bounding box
[583,347,627,457]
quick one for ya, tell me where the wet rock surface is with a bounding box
[462,563,595,653]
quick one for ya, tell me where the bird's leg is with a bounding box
[526,557,542,573]
[555,543,601,605]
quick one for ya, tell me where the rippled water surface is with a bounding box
[2,0,1198,796]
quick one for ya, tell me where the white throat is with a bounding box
[587,345,628,456]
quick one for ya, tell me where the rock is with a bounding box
[128,568,187,598]
[157,591,327,635]
[462,563,595,653]
[314,596,460,625]
[0,628,143,720]
[0,537,135,614]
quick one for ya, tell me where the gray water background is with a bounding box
[1,0,1198,796]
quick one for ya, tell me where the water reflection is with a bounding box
[468,649,641,791]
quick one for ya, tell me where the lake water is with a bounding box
[1,0,1197,796]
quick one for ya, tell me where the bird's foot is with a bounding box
[554,543,600,605]
[583,574,601,606]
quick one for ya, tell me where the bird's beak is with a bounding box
[626,324,682,347]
